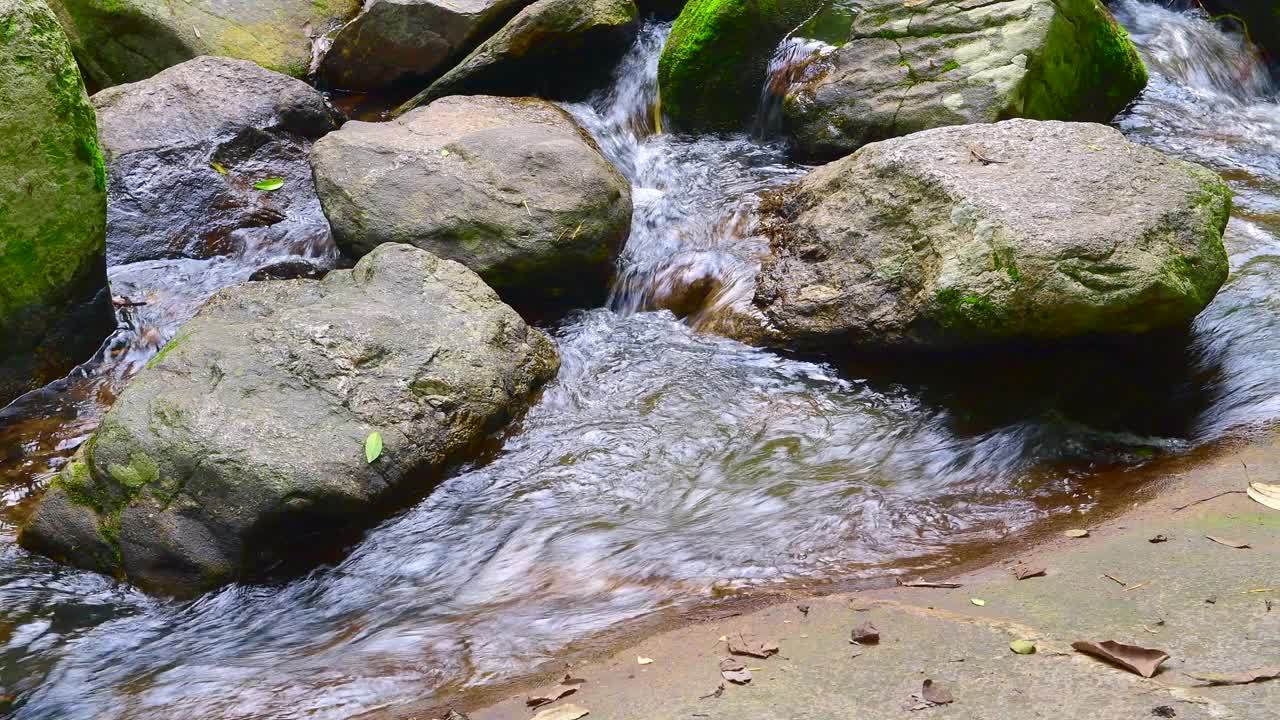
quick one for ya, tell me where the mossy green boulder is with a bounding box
[19,243,560,595]
[657,0,826,132]
[45,0,361,89]
[0,0,114,406]
[752,120,1231,350]
[782,0,1149,159]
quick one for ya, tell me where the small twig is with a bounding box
[1172,490,1246,512]
[1103,574,1127,587]
[1124,582,1149,593]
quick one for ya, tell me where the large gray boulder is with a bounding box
[94,56,343,267]
[0,0,114,406]
[399,0,640,110]
[19,243,560,595]
[781,0,1149,159]
[316,0,534,92]
[311,95,632,308]
[46,0,361,89]
[752,120,1231,350]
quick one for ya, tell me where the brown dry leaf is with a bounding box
[1205,535,1250,549]
[531,703,590,720]
[561,674,586,686]
[921,679,954,705]
[1149,534,1169,543]
[850,621,880,645]
[1072,640,1170,678]
[1246,482,1280,511]
[719,657,752,685]
[1187,666,1280,686]
[728,633,779,659]
[898,578,962,589]
[1014,566,1046,580]
[526,684,579,708]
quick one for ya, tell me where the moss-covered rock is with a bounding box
[657,0,826,132]
[45,0,361,89]
[0,0,114,405]
[752,120,1230,350]
[20,243,560,595]
[782,0,1148,159]
[399,0,640,109]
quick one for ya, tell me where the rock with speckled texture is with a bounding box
[20,243,560,595]
[752,120,1231,350]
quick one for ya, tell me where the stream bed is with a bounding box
[1,3,1278,718]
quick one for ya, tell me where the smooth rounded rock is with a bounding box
[781,0,1149,160]
[19,243,560,595]
[0,0,114,406]
[752,120,1231,350]
[310,95,633,308]
[93,56,344,266]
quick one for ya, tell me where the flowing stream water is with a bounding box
[1,3,1278,718]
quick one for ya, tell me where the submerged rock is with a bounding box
[0,0,115,406]
[782,0,1148,159]
[310,95,632,308]
[45,0,360,89]
[658,0,826,132]
[20,244,560,595]
[93,56,343,266]
[316,0,534,92]
[753,120,1231,350]
[401,0,640,109]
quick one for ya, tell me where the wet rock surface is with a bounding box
[0,0,114,406]
[781,0,1149,160]
[19,244,560,595]
[311,95,632,308]
[317,0,535,92]
[754,120,1231,350]
[46,0,360,89]
[403,0,640,109]
[93,56,343,267]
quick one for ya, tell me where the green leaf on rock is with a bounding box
[1010,640,1036,655]
[970,598,987,606]
[365,432,383,464]
[210,162,228,175]
[254,178,285,191]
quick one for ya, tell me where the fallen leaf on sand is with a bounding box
[850,621,880,645]
[1149,534,1169,543]
[1186,666,1280,686]
[561,674,586,686]
[898,578,962,589]
[970,598,987,607]
[1014,566,1046,580]
[1246,481,1280,511]
[719,657,752,685]
[728,633,779,658]
[1205,535,1250,549]
[637,656,654,665]
[1064,529,1090,538]
[1072,640,1170,678]
[921,679,954,705]
[527,684,579,708]
[1010,640,1036,655]
[531,703,590,720]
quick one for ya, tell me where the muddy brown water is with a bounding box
[1,4,1278,719]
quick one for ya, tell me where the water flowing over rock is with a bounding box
[19,243,560,595]
[1200,0,1279,73]
[400,0,641,110]
[0,0,114,406]
[781,0,1148,159]
[316,0,535,92]
[311,95,632,308]
[45,0,360,89]
[753,120,1231,350]
[658,0,826,132]
[93,56,344,268]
